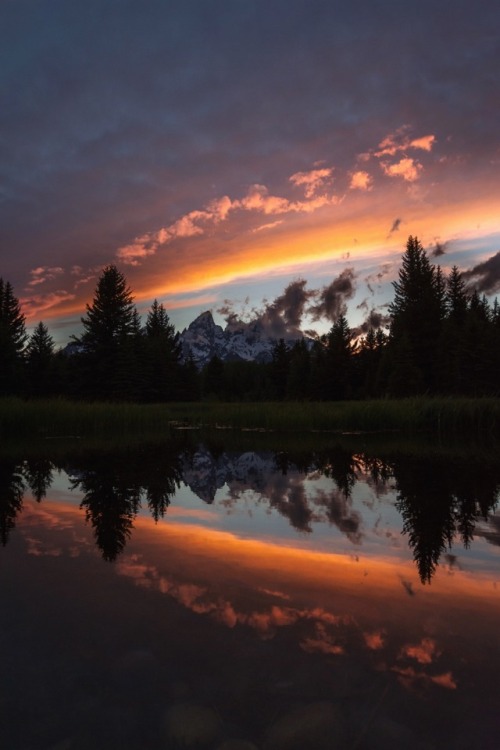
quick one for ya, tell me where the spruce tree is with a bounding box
[388,236,442,394]
[326,314,354,400]
[77,265,139,400]
[26,321,55,397]
[80,265,136,350]
[142,300,182,401]
[439,266,469,393]
[0,279,27,395]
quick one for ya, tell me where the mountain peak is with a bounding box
[180,310,313,368]
[188,310,215,330]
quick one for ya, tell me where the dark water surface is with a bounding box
[1,435,499,749]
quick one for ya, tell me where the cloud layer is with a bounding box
[1,0,499,337]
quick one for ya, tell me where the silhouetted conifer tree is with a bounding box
[202,354,226,399]
[388,236,443,394]
[286,339,310,399]
[25,321,56,397]
[0,279,27,395]
[270,339,290,400]
[325,314,354,400]
[142,299,182,401]
[77,265,139,399]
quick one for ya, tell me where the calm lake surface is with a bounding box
[1,434,499,749]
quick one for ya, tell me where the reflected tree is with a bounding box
[67,446,182,559]
[143,457,182,523]
[0,459,25,545]
[394,455,499,583]
[69,458,142,561]
[23,458,54,502]
[319,445,360,498]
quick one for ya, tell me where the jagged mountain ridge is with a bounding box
[179,310,310,367]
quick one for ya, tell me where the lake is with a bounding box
[1,433,499,749]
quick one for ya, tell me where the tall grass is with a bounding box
[1,396,500,442]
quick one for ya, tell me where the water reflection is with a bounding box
[1,436,500,749]
[0,439,499,581]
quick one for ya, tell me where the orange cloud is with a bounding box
[289,167,334,198]
[350,170,373,191]
[374,127,436,157]
[28,266,64,287]
[410,134,436,152]
[252,220,284,233]
[20,290,76,320]
[239,183,292,214]
[381,157,423,182]
[115,176,338,266]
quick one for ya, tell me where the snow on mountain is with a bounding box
[180,446,278,503]
[179,310,308,367]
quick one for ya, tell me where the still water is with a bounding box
[1,434,499,749]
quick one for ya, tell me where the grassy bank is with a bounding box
[1,396,500,441]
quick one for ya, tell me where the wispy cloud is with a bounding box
[20,290,76,319]
[27,266,64,287]
[374,126,436,157]
[252,220,284,233]
[116,180,338,266]
[308,268,357,322]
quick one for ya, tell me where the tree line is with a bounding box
[1,236,499,402]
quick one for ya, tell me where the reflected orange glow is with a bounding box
[16,499,500,698]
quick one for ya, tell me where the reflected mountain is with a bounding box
[0,439,499,579]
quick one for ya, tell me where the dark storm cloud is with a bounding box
[308,269,357,322]
[218,271,357,336]
[260,279,316,336]
[352,308,391,337]
[430,240,448,257]
[462,251,500,294]
[313,489,363,545]
[364,264,393,296]
[218,279,315,339]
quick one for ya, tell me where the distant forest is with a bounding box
[1,236,499,402]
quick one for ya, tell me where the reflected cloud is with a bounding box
[400,637,439,665]
[364,630,386,650]
[115,551,348,645]
[392,665,457,691]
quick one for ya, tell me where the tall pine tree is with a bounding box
[0,279,27,395]
[26,321,55,397]
[77,265,139,400]
[142,300,182,401]
[388,236,443,394]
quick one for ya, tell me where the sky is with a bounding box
[1,0,500,345]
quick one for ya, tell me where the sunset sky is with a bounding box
[2,0,500,345]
